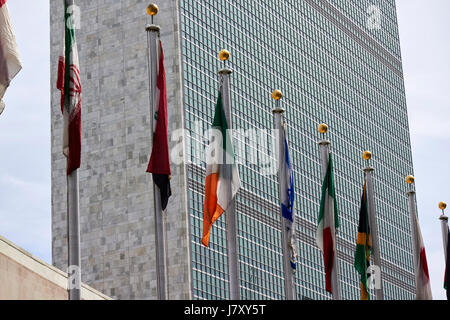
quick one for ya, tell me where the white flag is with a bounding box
[0,0,22,115]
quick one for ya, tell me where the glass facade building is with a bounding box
[50,0,416,300]
[180,0,415,300]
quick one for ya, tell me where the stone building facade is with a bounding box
[51,0,417,300]
[50,0,191,299]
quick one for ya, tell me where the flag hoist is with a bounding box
[56,0,82,300]
[145,4,171,300]
[201,50,241,300]
[316,123,341,300]
[438,201,449,300]
[405,175,432,300]
[272,90,297,300]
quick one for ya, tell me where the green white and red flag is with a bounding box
[316,153,340,294]
[56,1,81,175]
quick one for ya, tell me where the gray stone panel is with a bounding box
[50,0,191,300]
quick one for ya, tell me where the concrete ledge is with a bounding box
[0,235,111,300]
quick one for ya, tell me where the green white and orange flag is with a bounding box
[201,91,240,247]
[56,0,81,175]
[316,153,340,294]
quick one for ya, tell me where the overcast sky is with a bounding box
[0,1,449,299]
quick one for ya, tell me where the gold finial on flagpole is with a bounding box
[219,49,230,62]
[219,49,230,70]
[218,50,231,76]
[317,123,330,146]
[318,123,328,134]
[405,175,415,184]
[272,89,282,101]
[146,4,159,16]
[146,3,158,24]
[271,90,284,114]
[362,150,372,161]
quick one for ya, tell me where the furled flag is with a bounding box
[445,228,450,300]
[146,41,171,211]
[411,210,432,300]
[354,181,371,300]
[316,153,339,294]
[0,0,22,115]
[280,122,297,272]
[56,1,81,175]
[201,91,241,247]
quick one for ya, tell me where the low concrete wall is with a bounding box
[0,235,111,300]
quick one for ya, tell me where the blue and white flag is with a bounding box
[280,122,297,272]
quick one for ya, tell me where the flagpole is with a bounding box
[362,151,384,300]
[218,50,240,300]
[64,0,81,301]
[272,90,296,300]
[439,202,449,300]
[405,175,419,297]
[317,124,341,300]
[146,5,168,300]
[67,169,81,300]
[439,202,448,266]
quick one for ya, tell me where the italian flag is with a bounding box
[56,0,82,175]
[0,0,22,115]
[411,210,432,300]
[316,153,339,294]
[201,92,240,247]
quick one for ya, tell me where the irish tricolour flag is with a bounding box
[0,0,22,115]
[316,153,340,294]
[201,91,240,247]
[56,0,82,175]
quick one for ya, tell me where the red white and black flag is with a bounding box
[0,0,22,115]
[56,1,81,175]
[147,41,171,211]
